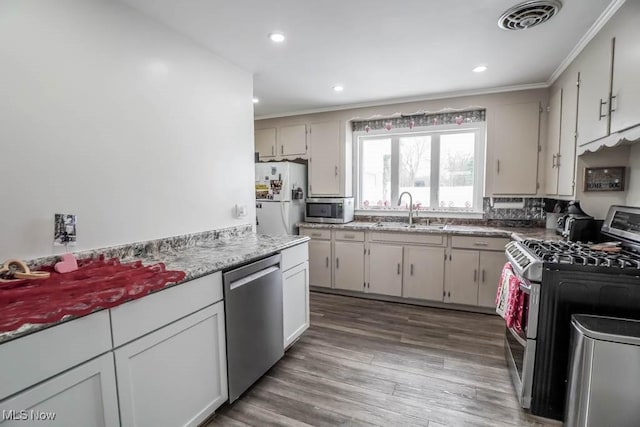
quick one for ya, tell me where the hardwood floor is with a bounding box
[206,292,558,427]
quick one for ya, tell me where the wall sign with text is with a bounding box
[584,167,625,192]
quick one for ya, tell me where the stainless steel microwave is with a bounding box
[305,198,354,223]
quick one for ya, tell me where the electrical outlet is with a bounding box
[235,204,248,218]
[54,213,77,246]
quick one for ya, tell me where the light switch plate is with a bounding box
[54,213,77,246]
[235,204,248,218]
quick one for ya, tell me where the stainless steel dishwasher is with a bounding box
[223,253,283,403]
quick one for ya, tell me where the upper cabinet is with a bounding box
[488,101,541,195]
[576,0,640,149]
[609,2,640,134]
[545,73,579,197]
[255,127,277,159]
[255,124,308,161]
[308,120,352,197]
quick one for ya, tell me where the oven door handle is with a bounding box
[519,280,532,294]
[508,325,527,347]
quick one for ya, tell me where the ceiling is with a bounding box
[118,0,615,118]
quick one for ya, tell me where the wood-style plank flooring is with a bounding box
[206,292,558,427]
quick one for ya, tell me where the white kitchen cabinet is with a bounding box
[545,87,562,195]
[282,261,310,348]
[308,120,352,197]
[309,120,341,196]
[575,32,612,146]
[368,243,403,297]
[444,249,480,305]
[255,127,277,159]
[334,240,365,292]
[488,101,540,195]
[115,302,227,427]
[278,124,307,157]
[557,73,578,196]
[545,79,578,197]
[0,353,119,427]
[281,243,310,349]
[477,251,506,308]
[307,239,332,288]
[403,246,445,301]
[609,1,640,134]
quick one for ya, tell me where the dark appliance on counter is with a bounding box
[555,200,597,242]
[305,197,354,224]
[504,205,640,421]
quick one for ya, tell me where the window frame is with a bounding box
[354,122,486,214]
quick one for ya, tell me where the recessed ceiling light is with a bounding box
[333,85,344,92]
[268,33,285,43]
[473,65,488,73]
[252,97,259,104]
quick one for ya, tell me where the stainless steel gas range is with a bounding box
[504,205,640,421]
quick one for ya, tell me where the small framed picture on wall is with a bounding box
[583,167,626,192]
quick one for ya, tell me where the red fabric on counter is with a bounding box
[0,256,185,333]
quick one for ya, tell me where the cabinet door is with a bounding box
[445,250,479,305]
[115,303,227,427]
[610,1,640,134]
[369,244,403,297]
[0,353,119,427]
[478,251,507,308]
[309,121,340,196]
[283,261,310,349]
[544,87,562,195]
[334,241,365,292]
[403,246,445,301]
[278,124,307,156]
[576,33,612,146]
[490,102,540,195]
[558,73,579,197]
[308,239,332,288]
[255,128,276,159]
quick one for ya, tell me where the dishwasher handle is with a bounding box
[229,266,280,290]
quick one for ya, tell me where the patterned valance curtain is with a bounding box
[352,109,486,132]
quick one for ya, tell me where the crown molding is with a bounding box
[547,0,626,85]
[254,83,548,120]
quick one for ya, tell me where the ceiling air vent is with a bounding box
[498,0,562,30]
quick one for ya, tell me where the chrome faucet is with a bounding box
[397,192,414,225]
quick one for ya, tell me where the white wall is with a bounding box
[0,0,255,260]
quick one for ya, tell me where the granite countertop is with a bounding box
[0,232,309,344]
[298,222,562,241]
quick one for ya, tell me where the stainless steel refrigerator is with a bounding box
[255,162,306,235]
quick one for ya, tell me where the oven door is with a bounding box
[504,274,540,409]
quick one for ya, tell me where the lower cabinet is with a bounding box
[477,251,507,308]
[0,353,119,427]
[283,261,310,348]
[403,246,445,301]
[444,250,480,305]
[307,239,332,288]
[115,302,227,427]
[368,244,403,297]
[334,240,365,291]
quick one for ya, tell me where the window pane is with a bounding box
[399,136,431,208]
[361,138,391,207]
[439,133,475,208]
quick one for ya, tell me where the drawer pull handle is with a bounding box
[344,234,356,239]
[326,257,329,268]
[311,233,322,237]
[397,263,401,275]
[474,242,489,246]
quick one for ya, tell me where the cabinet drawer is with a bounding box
[334,230,365,242]
[0,310,112,400]
[281,242,309,271]
[300,228,331,240]
[369,231,444,246]
[451,236,509,251]
[110,272,223,347]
